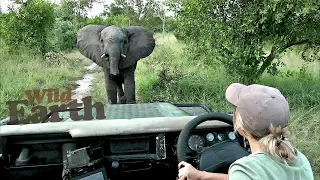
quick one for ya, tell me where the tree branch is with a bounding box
[256,40,319,77]
[256,47,275,77]
[284,40,320,50]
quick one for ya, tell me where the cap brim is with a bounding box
[226,83,246,106]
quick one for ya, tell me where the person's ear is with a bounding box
[237,128,249,138]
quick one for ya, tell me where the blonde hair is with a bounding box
[233,107,297,164]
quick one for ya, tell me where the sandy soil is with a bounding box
[71,63,98,104]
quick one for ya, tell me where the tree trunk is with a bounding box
[253,40,319,82]
[162,12,165,39]
[256,47,276,78]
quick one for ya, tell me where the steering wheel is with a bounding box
[176,112,249,173]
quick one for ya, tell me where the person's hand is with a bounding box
[178,161,202,180]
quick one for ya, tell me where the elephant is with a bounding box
[76,25,156,104]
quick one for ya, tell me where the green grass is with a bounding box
[96,33,320,178]
[279,48,320,76]
[289,106,320,179]
[91,72,107,104]
[0,50,90,122]
[3,33,317,178]
[264,43,320,76]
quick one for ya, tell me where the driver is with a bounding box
[177,83,314,180]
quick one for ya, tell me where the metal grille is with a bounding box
[59,103,191,121]
[104,104,166,119]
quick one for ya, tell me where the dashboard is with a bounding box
[186,129,237,151]
[0,114,237,180]
[0,128,237,179]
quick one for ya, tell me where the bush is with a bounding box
[86,16,107,25]
[1,0,56,55]
[106,15,130,28]
[48,18,77,52]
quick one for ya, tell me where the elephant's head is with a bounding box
[76,25,155,78]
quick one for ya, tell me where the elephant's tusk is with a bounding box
[121,54,126,58]
[101,54,105,58]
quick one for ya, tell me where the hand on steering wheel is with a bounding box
[178,161,202,180]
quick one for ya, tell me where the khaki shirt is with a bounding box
[228,149,314,180]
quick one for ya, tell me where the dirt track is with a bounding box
[71,63,98,104]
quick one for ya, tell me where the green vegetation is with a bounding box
[0,0,173,120]
[173,0,320,83]
[0,0,319,178]
[0,50,90,122]
[1,0,56,55]
[91,34,320,178]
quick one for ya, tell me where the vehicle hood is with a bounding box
[57,103,191,122]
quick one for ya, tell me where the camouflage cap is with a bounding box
[226,83,290,137]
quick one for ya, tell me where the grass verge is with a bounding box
[0,50,90,122]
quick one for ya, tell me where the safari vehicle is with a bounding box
[0,103,249,180]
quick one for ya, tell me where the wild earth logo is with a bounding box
[6,88,106,125]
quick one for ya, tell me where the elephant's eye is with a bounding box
[100,39,103,42]
[124,40,127,44]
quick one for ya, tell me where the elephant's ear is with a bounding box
[120,26,156,69]
[76,25,107,67]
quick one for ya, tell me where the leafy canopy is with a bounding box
[1,0,56,55]
[174,0,320,83]
[101,0,172,33]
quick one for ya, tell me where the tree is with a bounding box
[152,0,171,38]
[1,0,56,55]
[102,3,125,17]
[174,0,320,83]
[0,11,3,45]
[59,0,101,29]
[111,0,138,25]
[103,0,171,33]
[48,18,78,52]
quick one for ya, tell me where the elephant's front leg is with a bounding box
[124,78,135,104]
[104,69,118,104]
[117,84,126,104]
[122,64,137,104]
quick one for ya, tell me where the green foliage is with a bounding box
[166,16,178,33]
[106,15,130,28]
[102,2,125,17]
[0,50,89,122]
[59,0,79,21]
[140,16,163,32]
[48,18,77,52]
[1,0,56,55]
[86,16,107,25]
[1,11,23,51]
[57,0,100,30]
[85,15,131,28]
[174,0,320,83]
[0,12,3,38]
[101,0,172,33]
[59,0,96,20]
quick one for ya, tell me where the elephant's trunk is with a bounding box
[109,54,120,76]
[105,43,121,77]
[105,43,126,77]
